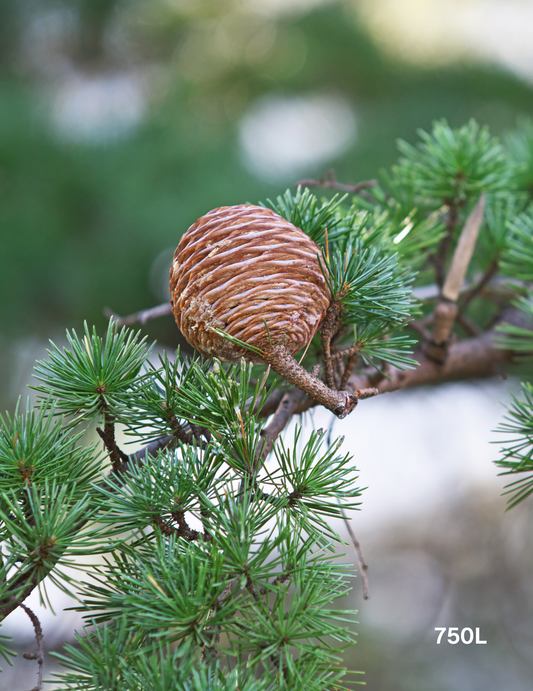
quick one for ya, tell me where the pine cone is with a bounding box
[169,204,331,362]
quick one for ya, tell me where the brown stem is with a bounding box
[296,171,378,197]
[171,509,203,541]
[349,327,514,396]
[261,345,357,419]
[340,350,359,391]
[459,257,499,312]
[456,312,482,337]
[129,434,175,465]
[441,194,486,303]
[20,604,44,691]
[104,302,172,328]
[427,300,459,362]
[408,318,433,342]
[338,506,370,600]
[167,411,194,445]
[320,300,343,389]
[0,569,44,622]
[257,387,306,466]
[428,195,486,362]
[259,319,517,419]
[97,410,129,473]
[152,515,177,537]
[330,343,358,362]
[432,202,460,287]
[245,573,260,602]
[189,422,205,446]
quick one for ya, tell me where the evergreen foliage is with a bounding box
[1,116,533,688]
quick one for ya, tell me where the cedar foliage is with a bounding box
[1,118,533,689]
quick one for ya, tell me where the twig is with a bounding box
[325,416,370,600]
[257,387,306,465]
[431,201,461,287]
[104,302,172,328]
[320,300,343,389]
[258,313,518,420]
[339,350,359,391]
[338,504,369,600]
[262,345,357,419]
[167,412,194,445]
[441,193,486,303]
[296,170,378,196]
[20,604,44,691]
[354,387,378,399]
[459,257,499,312]
[408,318,433,342]
[330,343,358,362]
[96,421,129,473]
[104,303,172,328]
[429,194,486,361]
[456,312,482,337]
[129,434,175,465]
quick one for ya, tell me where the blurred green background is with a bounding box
[2,0,533,359]
[2,0,533,688]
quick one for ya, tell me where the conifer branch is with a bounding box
[262,345,357,419]
[259,324,515,418]
[20,604,44,691]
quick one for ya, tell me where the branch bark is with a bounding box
[259,325,515,418]
[21,604,44,691]
[295,170,378,196]
[257,387,306,466]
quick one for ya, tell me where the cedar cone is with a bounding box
[169,204,331,362]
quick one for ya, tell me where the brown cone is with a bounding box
[169,204,331,362]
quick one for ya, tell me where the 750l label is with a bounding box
[435,627,487,645]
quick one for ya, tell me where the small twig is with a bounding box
[129,434,175,465]
[354,387,378,399]
[259,570,292,596]
[296,171,378,196]
[459,257,499,312]
[96,421,129,474]
[339,350,359,391]
[20,604,44,691]
[171,509,203,541]
[431,201,461,287]
[320,300,343,389]
[325,417,370,600]
[408,318,433,342]
[261,345,357,419]
[257,387,306,465]
[167,412,195,445]
[429,194,486,361]
[330,343,358,362]
[338,504,370,600]
[104,302,172,328]
[152,514,178,537]
[441,193,486,303]
[456,312,482,337]
[245,573,260,602]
